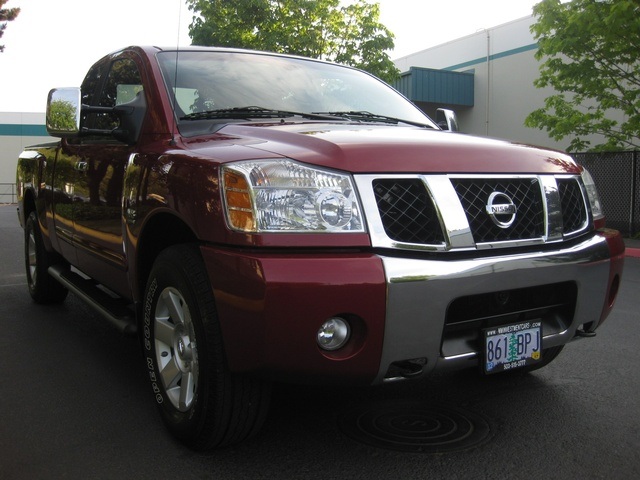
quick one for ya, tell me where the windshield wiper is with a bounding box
[312,110,434,128]
[180,106,343,122]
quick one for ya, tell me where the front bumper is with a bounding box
[376,230,624,383]
[202,229,624,386]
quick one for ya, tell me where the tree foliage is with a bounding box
[186,0,400,83]
[0,0,20,53]
[525,0,640,152]
[47,100,78,132]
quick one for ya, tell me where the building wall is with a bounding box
[0,112,52,201]
[394,15,614,151]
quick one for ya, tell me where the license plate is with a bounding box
[483,321,542,374]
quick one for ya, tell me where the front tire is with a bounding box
[24,211,68,304]
[142,244,271,450]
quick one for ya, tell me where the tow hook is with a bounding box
[386,358,427,380]
[576,328,597,338]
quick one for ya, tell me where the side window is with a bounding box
[81,62,104,106]
[76,61,105,139]
[92,58,143,131]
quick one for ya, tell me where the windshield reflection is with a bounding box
[157,50,436,131]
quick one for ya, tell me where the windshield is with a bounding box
[156,50,437,131]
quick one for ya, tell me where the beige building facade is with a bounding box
[393,15,614,151]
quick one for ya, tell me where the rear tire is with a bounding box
[142,244,271,450]
[24,211,68,304]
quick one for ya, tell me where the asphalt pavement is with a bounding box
[1,203,639,479]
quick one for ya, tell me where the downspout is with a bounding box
[631,151,637,235]
[485,29,490,136]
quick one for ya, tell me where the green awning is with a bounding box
[394,67,474,107]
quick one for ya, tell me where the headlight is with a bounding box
[222,159,364,233]
[581,168,604,221]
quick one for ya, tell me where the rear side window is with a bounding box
[88,58,143,131]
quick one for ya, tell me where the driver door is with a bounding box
[62,55,145,297]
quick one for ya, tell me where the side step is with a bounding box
[48,265,138,335]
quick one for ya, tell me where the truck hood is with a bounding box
[183,123,579,174]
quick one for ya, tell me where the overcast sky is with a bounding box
[0,0,538,113]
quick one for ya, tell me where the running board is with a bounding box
[48,265,138,335]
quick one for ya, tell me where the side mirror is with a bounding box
[436,108,459,132]
[46,88,81,137]
[45,86,147,145]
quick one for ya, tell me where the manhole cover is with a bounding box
[338,402,492,453]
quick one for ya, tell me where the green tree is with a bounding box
[525,0,640,152]
[186,0,400,83]
[47,99,78,132]
[0,0,20,52]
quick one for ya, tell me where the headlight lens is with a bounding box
[581,168,604,221]
[222,159,364,233]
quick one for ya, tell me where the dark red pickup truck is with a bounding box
[16,46,625,450]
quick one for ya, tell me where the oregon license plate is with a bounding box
[483,321,542,374]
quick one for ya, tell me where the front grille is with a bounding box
[373,179,444,245]
[557,178,588,234]
[451,178,545,244]
[363,174,591,252]
[442,282,577,358]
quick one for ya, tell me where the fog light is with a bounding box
[317,317,350,351]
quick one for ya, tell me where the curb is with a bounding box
[625,247,640,258]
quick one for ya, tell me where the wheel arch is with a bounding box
[20,187,37,226]
[133,211,199,307]
[20,188,56,254]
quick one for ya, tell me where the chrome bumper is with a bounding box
[374,234,615,383]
